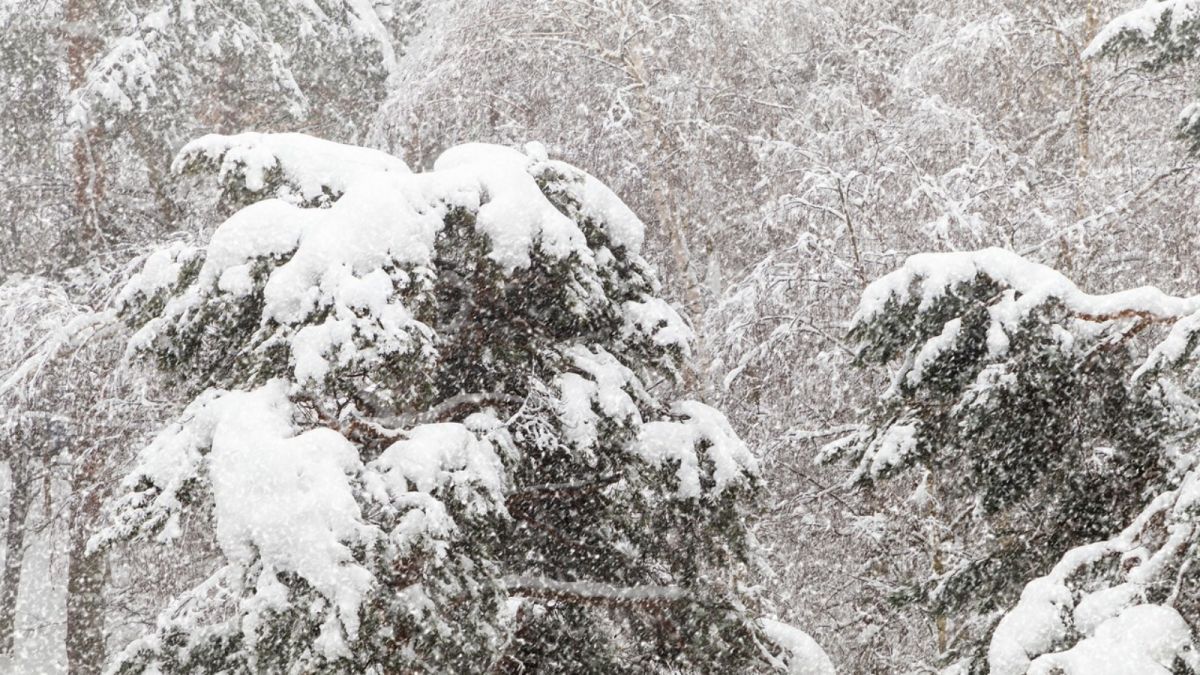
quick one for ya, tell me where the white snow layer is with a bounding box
[852,248,1200,369]
[129,134,668,383]
[906,318,962,386]
[365,420,507,523]
[552,345,759,497]
[175,132,411,203]
[987,477,1200,674]
[855,248,1200,329]
[204,381,373,659]
[1133,306,1200,380]
[554,346,643,452]
[1084,0,1200,59]
[537,154,646,253]
[1028,605,1196,674]
[635,401,759,498]
[433,142,589,271]
[105,381,374,659]
[623,297,695,354]
[102,381,522,661]
[114,242,198,310]
[858,423,918,480]
[759,618,837,675]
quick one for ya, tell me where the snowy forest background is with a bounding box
[5,0,1200,673]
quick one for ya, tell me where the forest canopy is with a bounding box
[4,0,1200,673]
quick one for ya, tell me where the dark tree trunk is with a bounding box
[65,445,108,675]
[65,454,107,667]
[130,127,179,230]
[0,459,32,655]
[62,2,111,663]
[65,540,106,675]
[63,0,110,265]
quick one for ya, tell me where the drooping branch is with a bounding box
[1073,308,1179,324]
[377,392,524,428]
[505,474,621,508]
[502,575,686,609]
[300,391,526,455]
[866,249,1200,318]
[505,475,625,563]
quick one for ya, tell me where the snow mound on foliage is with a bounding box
[1028,604,1197,674]
[624,297,695,353]
[554,346,644,452]
[988,480,1200,674]
[759,618,837,675]
[1084,0,1200,59]
[366,420,507,517]
[536,154,645,253]
[1133,307,1200,379]
[176,132,411,203]
[852,248,1200,365]
[855,248,1200,328]
[433,142,589,270]
[554,346,758,498]
[205,381,373,658]
[635,401,759,498]
[98,382,520,661]
[99,381,375,658]
[129,135,674,383]
[114,241,199,310]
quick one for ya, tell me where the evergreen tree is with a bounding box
[829,248,1200,673]
[1086,0,1200,153]
[94,133,830,673]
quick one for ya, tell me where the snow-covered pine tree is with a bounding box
[827,248,1200,673]
[1085,0,1200,153]
[93,133,831,674]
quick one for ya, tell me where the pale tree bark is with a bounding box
[625,49,700,315]
[511,1,712,391]
[1036,0,1100,272]
[1062,0,1100,272]
[1074,0,1098,216]
[131,129,181,230]
[615,11,713,396]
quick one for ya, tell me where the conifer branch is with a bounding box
[502,575,686,608]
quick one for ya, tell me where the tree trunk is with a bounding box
[623,44,711,396]
[63,0,109,264]
[62,2,111,666]
[130,127,179,230]
[0,460,32,655]
[65,451,107,675]
[627,52,702,318]
[1074,0,1098,221]
[65,540,106,675]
